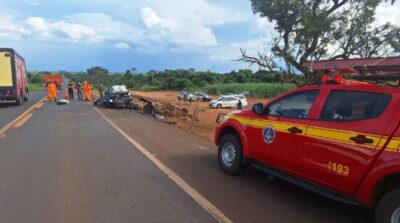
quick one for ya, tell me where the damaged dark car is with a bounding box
[95,85,138,110]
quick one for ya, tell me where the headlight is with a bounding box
[109,99,113,102]
[216,113,229,124]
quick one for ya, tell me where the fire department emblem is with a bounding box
[262,126,275,144]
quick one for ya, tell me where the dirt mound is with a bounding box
[132,91,268,142]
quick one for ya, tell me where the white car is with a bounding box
[209,96,248,109]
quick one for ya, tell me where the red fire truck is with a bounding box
[43,73,62,90]
[215,57,400,223]
[0,48,28,105]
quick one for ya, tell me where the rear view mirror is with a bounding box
[252,103,264,115]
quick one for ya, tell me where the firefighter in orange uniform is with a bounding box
[83,81,92,101]
[47,80,58,102]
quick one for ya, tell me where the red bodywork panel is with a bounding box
[215,84,400,206]
[14,53,27,97]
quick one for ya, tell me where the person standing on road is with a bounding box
[98,83,104,98]
[83,81,92,101]
[68,81,75,100]
[237,100,242,110]
[76,82,83,100]
[47,80,58,102]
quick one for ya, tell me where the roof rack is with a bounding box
[303,58,400,87]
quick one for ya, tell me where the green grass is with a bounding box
[135,85,163,92]
[200,83,296,98]
[28,83,45,91]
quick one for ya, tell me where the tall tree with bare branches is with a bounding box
[239,0,399,86]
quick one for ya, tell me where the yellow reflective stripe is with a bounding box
[386,137,400,152]
[251,119,307,134]
[230,115,308,135]
[306,126,379,149]
[307,126,382,147]
[228,115,399,152]
[230,115,252,126]
[228,115,393,151]
[378,137,388,148]
[304,125,383,139]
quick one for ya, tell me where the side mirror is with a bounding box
[252,103,264,115]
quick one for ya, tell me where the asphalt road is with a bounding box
[0,91,374,223]
[0,90,46,127]
[0,96,216,223]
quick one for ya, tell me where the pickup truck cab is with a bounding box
[215,78,400,223]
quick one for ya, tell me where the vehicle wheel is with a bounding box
[375,189,400,223]
[24,88,29,101]
[24,91,29,101]
[16,96,22,105]
[217,104,222,109]
[218,134,246,175]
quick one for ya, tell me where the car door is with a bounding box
[248,90,320,174]
[224,97,235,107]
[302,88,396,195]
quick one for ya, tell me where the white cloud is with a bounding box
[141,7,177,31]
[0,0,249,54]
[140,6,217,50]
[210,37,270,62]
[0,13,144,47]
[0,14,28,38]
[24,0,40,6]
[114,42,130,51]
[375,1,400,26]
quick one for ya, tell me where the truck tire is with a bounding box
[16,96,22,105]
[218,134,246,175]
[375,189,400,223]
[24,88,29,101]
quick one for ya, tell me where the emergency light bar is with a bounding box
[319,65,400,86]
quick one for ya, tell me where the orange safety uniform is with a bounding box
[83,81,92,101]
[47,82,58,101]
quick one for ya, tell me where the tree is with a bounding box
[87,66,109,85]
[239,0,399,86]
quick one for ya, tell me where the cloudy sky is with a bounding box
[0,0,398,72]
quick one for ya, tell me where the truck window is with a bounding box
[320,90,391,121]
[268,90,319,119]
[0,52,13,87]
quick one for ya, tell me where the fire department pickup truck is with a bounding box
[215,72,400,223]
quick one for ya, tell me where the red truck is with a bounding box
[43,73,62,90]
[0,48,28,105]
[215,70,400,223]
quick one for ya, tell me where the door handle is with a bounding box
[287,127,303,134]
[349,135,374,144]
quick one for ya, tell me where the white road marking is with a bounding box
[93,106,233,223]
[0,97,46,136]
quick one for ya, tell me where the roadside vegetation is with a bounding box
[63,66,296,98]
[28,83,44,91]
[28,72,45,91]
